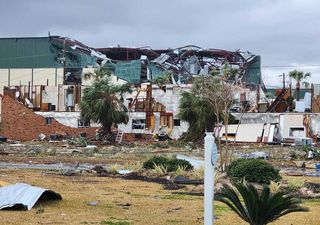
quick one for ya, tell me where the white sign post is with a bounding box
[204,132,218,225]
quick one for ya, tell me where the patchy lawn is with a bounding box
[0,169,319,225]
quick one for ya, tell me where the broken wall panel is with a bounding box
[279,114,306,141]
[219,123,266,143]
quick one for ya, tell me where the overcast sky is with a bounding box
[0,0,319,87]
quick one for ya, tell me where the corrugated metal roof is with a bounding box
[0,183,62,210]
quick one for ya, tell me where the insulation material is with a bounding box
[42,86,59,106]
[231,113,280,124]
[35,112,81,128]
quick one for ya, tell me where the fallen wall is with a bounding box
[0,95,97,141]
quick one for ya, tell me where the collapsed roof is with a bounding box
[98,45,263,87]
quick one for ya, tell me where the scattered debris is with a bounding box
[88,201,100,206]
[0,183,62,210]
[38,133,46,141]
[174,176,203,185]
[239,151,269,160]
[117,169,132,175]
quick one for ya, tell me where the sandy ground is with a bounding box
[0,169,319,225]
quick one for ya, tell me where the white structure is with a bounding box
[204,132,217,225]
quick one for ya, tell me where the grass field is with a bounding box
[0,169,319,225]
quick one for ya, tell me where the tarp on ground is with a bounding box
[0,183,62,210]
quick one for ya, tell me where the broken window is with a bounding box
[173,119,181,126]
[132,119,146,129]
[45,117,53,125]
[78,119,90,128]
[289,127,305,137]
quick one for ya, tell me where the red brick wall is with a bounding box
[0,95,97,141]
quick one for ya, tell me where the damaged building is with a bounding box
[97,46,265,141]
[0,36,106,140]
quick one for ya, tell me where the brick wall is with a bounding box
[0,95,97,141]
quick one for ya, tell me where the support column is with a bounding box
[8,68,10,86]
[204,132,217,225]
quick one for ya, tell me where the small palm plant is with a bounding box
[215,181,308,225]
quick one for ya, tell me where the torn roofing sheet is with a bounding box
[0,183,62,210]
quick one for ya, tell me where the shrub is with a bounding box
[143,156,168,170]
[143,156,193,172]
[167,159,193,172]
[226,159,281,184]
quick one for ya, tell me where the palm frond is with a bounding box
[215,181,308,225]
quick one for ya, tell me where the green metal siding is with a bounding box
[113,60,141,84]
[0,37,98,69]
[244,55,262,86]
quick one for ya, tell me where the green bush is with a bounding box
[143,156,168,170]
[226,159,281,184]
[167,159,193,172]
[143,156,193,172]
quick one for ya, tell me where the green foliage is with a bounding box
[78,136,87,147]
[289,70,311,100]
[84,66,111,81]
[289,70,311,83]
[143,156,168,169]
[215,181,309,225]
[226,159,281,184]
[178,91,216,140]
[300,146,320,159]
[100,220,130,225]
[167,158,193,172]
[143,156,193,172]
[80,67,132,134]
[152,71,172,87]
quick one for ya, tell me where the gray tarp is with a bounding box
[0,183,62,210]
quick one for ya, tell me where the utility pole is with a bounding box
[282,73,285,89]
[63,38,66,85]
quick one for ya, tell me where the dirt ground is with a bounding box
[0,168,320,225]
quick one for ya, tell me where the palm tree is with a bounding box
[289,70,311,101]
[83,66,111,82]
[178,91,216,141]
[215,181,308,225]
[80,67,132,135]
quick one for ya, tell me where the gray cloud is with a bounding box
[0,0,319,86]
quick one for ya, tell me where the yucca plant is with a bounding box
[215,181,308,225]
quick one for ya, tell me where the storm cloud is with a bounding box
[0,0,319,86]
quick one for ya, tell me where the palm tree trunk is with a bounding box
[296,81,300,101]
